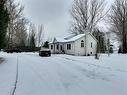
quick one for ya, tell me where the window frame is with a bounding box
[57,44,59,50]
[60,45,63,51]
[67,44,71,50]
[81,40,84,48]
[91,42,93,48]
[51,45,53,49]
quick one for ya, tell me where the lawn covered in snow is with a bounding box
[0,52,127,95]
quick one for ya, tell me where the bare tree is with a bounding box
[6,0,24,48]
[70,0,108,34]
[14,17,28,47]
[109,0,127,53]
[28,24,36,51]
[93,28,107,53]
[37,24,44,47]
[105,32,111,56]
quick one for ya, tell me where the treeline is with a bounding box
[0,0,45,52]
[1,0,127,53]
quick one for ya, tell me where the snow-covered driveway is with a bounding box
[0,52,127,95]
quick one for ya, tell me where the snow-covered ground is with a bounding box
[0,52,127,95]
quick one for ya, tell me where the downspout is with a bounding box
[85,34,87,56]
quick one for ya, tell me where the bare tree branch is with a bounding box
[70,0,108,34]
[109,0,127,53]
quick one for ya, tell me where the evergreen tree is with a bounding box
[43,41,49,48]
[0,0,9,48]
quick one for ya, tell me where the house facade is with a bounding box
[49,33,97,56]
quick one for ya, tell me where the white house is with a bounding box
[49,33,98,56]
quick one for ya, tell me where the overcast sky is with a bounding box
[17,0,114,40]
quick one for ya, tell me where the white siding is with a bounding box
[74,37,86,56]
[49,44,54,53]
[86,34,97,55]
[64,42,75,55]
[49,43,64,54]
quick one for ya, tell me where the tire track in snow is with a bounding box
[54,56,112,81]
[19,55,68,95]
[10,56,19,95]
[21,54,90,95]
[58,56,127,73]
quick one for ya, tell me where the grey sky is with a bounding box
[16,0,73,40]
[17,0,114,40]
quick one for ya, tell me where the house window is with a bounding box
[51,45,53,49]
[67,44,71,50]
[57,45,59,50]
[60,45,63,51]
[81,40,84,47]
[91,42,93,48]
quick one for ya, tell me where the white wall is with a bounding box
[64,42,75,55]
[86,34,97,55]
[74,37,86,56]
[69,34,97,56]
[49,44,54,53]
[49,43,64,53]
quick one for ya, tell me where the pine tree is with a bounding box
[43,41,49,48]
[0,0,9,48]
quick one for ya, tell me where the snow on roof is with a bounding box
[50,34,86,43]
[49,37,65,44]
[65,34,85,42]
[64,34,76,40]
[55,37,66,43]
